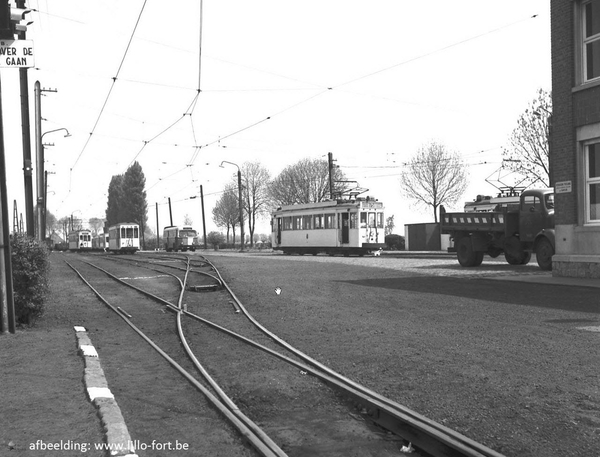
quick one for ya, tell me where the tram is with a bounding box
[271,196,385,256]
[108,223,140,254]
[68,229,93,252]
[163,226,198,252]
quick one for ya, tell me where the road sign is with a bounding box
[0,39,33,68]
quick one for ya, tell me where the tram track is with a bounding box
[66,253,506,457]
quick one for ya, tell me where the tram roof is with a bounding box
[273,198,383,214]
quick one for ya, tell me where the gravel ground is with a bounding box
[201,251,600,457]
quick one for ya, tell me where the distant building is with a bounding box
[551,0,600,277]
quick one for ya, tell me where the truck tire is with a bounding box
[535,238,554,270]
[457,236,478,267]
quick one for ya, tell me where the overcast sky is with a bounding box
[2,0,551,237]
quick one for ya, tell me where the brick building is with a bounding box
[551,0,600,277]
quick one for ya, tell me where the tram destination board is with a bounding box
[0,40,34,68]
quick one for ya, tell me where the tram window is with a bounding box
[314,215,323,229]
[134,227,139,238]
[350,213,358,229]
[303,215,312,230]
[126,227,134,238]
[293,216,303,230]
[360,212,367,227]
[324,213,335,229]
[377,213,384,228]
[368,212,376,228]
[283,217,292,230]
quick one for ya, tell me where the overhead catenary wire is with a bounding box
[69,0,149,173]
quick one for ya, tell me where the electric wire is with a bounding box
[69,0,148,173]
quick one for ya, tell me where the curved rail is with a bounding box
[81,252,506,457]
[198,255,506,457]
[66,259,287,457]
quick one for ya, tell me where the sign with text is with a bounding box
[0,40,34,68]
[555,180,572,194]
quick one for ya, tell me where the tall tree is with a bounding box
[121,161,148,228]
[212,184,239,244]
[106,174,124,226]
[400,141,469,222]
[241,162,271,247]
[269,158,347,206]
[105,161,148,246]
[502,88,552,187]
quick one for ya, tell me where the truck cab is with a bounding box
[518,189,554,243]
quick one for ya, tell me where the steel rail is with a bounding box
[199,255,506,457]
[67,260,286,457]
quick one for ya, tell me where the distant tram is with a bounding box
[92,232,109,251]
[68,229,93,252]
[108,223,140,254]
[163,226,197,252]
[271,197,385,256]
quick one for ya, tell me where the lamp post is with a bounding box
[220,161,244,251]
[37,128,70,241]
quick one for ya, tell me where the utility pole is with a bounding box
[16,0,33,237]
[0,0,16,334]
[168,197,173,226]
[155,203,159,250]
[34,81,57,241]
[200,185,207,249]
[328,152,334,200]
[0,75,16,334]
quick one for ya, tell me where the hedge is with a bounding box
[11,234,50,325]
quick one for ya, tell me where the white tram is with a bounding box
[108,223,140,254]
[271,197,385,256]
[68,229,93,252]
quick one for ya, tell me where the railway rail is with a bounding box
[66,252,506,457]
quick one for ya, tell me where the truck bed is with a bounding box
[441,210,518,233]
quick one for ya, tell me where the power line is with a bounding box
[69,0,149,172]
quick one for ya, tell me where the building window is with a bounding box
[585,141,600,222]
[583,0,600,82]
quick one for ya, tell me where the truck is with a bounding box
[440,188,555,270]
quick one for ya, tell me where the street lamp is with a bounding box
[220,161,244,252]
[38,128,70,241]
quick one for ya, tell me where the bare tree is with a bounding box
[88,217,105,235]
[269,158,347,206]
[400,141,469,222]
[502,88,552,187]
[241,162,271,247]
[385,215,395,236]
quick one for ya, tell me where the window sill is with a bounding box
[573,78,600,93]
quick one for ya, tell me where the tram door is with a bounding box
[276,217,282,245]
[341,213,349,244]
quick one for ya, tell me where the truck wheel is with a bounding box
[535,238,554,270]
[473,251,484,266]
[521,252,532,265]
[457,237,477,267]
